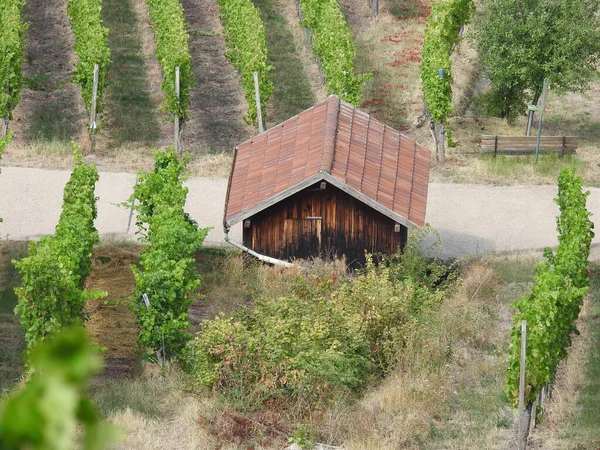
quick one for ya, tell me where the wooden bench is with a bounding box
[480,135,579,156]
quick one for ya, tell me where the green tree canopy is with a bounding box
[475,0,600,118]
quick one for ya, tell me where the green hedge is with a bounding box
[506,168,594,406]
[129,149,209,359]
[145,0,192,120]
[299,0,368,105]
[217,0,273,125]
[67,0,111,114]
[0,0,26,121]
[14,145,104,351]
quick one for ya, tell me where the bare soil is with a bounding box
[180,0,252,153]
[12,0,86,144]
[86,246,140,385]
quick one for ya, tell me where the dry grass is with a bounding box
[97,371,221,450]
[310,257,526,449]
[0,140,233,177]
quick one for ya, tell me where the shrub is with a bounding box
[183,257,445,408]
[129,149,209,360]
[14,145,104,351]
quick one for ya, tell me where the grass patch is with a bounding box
[252,0,315,126]
[26,101,78,142]
[101,0,159,147]
[0,242,28,393]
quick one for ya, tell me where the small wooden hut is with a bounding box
[223,95,430,267]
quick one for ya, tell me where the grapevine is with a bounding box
[506,169,594,406]
[14,144,105,351]
[216,0,273,125]
[129,149,209,359]
[420,0,474,161]
[299,0,368,105]
[145,0,192,120]
[67,0,111,114]
[0,0,27,125]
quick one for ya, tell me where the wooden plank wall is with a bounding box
[243,182,407,267]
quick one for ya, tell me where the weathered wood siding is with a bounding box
[243,182,407,267]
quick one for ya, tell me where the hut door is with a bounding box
[283,217,322,259]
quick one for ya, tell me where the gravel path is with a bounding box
[2,166,600,260]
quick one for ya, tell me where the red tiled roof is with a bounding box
[224,95,430,228]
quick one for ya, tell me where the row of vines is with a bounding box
[67,0,111,114]
[129,148,208,360]
[217,0,273,126]
[420,0,474,163]
[145,0,192,121]
[506,168,595,407]
[13,145,105,351]
[0,0,26,135]
[298,0,368,106]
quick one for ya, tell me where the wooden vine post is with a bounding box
[89,64,99,152]
[1,118,8,138]
[253,71,264,134]
[518,320,528,450]
[174,66,181,156]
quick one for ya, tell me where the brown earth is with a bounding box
[180,0,253,153]
[86,246,140,385]
[11,0,86,144]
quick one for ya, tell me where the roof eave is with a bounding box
[224,171,420,229]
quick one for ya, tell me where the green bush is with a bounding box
[67,0,111,114]
[506,168,594,406]
[0,0,26,121]
[299,0,369,105]
[183,257,444,408]
[129,149,209,360]
[14,145,105,351]
[217,0,273,125]
[145,0,192,120]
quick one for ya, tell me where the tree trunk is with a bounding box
[438,121,446,165]
[429,117,439,162]
[525,91,541,136]
[1,117,8,138]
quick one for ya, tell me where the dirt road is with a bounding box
[1,166,599,259]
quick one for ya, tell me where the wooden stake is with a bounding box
[174,66,181,156]
[253,71,264,134]
[1,118,8,138]
[518,320,528,450]
[89,64,99,152]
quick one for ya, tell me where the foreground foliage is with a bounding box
[506,168,594,406]
[183,255,447,409]
[129,149,208,360]
[217,0,273,126]
[0,328,120,450]
[299,0,369,105]
[0,0,26,124]
[14,145,104,351]
[67,0,111,114]
[145,0,192,120]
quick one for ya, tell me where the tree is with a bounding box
[475,0,600,123]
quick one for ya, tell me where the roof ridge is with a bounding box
[318,95,340,173]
